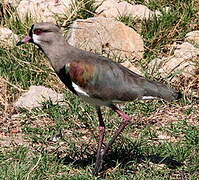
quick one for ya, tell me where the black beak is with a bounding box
[16,41,24,46]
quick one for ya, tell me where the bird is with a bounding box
[17,22,181,175]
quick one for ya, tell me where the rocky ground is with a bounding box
[0,0,199,179]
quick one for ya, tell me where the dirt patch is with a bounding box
[175,69,199,98]
[132,103,199,127]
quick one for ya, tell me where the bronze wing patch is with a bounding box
[65,61,96,88]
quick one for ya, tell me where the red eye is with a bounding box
[34,29,43,35]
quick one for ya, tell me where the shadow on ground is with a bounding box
[57,143,184,174]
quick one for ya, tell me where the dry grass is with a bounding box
[0,0,199,179]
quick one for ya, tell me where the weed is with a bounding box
[0,0,198,179]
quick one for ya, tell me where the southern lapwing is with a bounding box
[17,22,181,175]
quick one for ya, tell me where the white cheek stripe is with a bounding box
[72,82,89,96]
[32,34,41,44]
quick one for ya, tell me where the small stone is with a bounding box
[16,0,72,22]
[149,40,199,81]
[185,31,199,46]
[95,0,156,19]
[0,27,19,48]
[14,86,64,110]
[158,57,196,78]
[174,42,199,59]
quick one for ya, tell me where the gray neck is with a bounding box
[38,36,71,73]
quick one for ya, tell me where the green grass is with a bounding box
[120,0,198,66]
[0,0,199,179]
[57,0,98,29]
[1,102,199,179]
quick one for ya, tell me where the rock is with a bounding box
[185,31,199,46]
[158,57,197,78]
[174,42,199,60]
[94,0,119,7]
[67,17,144,60]
[3,0,21,8]
[149,54,199,97]
[16,0,72,22]
[95,0,157,19]
[148,57,165,75]
[0,27,19,48]
[148,41,199,84]
[121,61,142,75]
[14,86,64,110]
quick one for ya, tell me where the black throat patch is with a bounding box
[57,66,77,95]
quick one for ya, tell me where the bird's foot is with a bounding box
[93,156,104,175]
[94,146,106,175]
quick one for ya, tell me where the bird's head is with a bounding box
[17,22,61,47]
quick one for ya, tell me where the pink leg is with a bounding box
[94,107,105,174]
[94,105,131,175]
[101,104,131,157]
